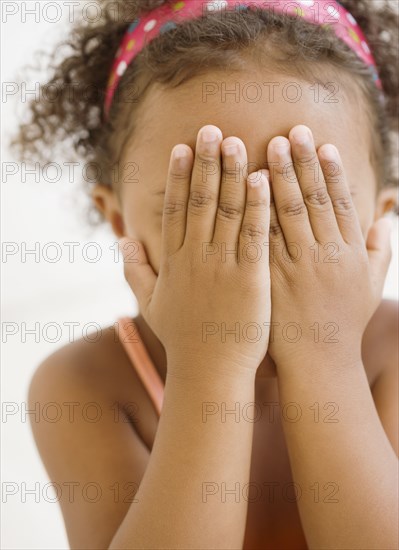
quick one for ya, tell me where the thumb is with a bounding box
[366,217,392,298]
[119,238,157,313]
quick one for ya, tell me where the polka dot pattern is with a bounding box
[116,60,127,77]
[206,0,228,11]
[326,5,340,19]
[361,40,370,54]
[143,19,157,32]
[104,0,382,117]
[346,12,356,26]
[348,27,360,43]
[128,20,140,33]
[173,1,185,10]
[126,39,135,51]
[297,7,305,17]
[160,21,178,34]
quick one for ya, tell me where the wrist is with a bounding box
[164,357,256,415]
[166,351,257,385]
[269,320,362,372]
[275,346,364,378]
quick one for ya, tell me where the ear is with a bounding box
[374,187,399,220]
[91,184,125,238]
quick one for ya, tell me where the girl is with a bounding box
[11,0,398,548]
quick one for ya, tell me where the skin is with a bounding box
[29,70,398,549]
[96,69,397,377]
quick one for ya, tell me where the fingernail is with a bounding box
[291,126,311,145]
[172,145,190,169]
[320,144,339,161]
[172,145,187,160]
[248,171,267,188]
[273,138,290,153]
[223,141,239,156]
[201,127,219,143]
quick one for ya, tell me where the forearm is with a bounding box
[277,354,398,550]
[110,357,256,550]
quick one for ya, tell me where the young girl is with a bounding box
[12,0,398,548]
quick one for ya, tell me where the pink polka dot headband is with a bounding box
[104,0,381,118]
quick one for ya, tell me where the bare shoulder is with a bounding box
[28,324,158,548]
[363,299,398,384]
[29,323,159,449]
[30,324,134,407]
[369,298,398,338]
[365,300,398,456]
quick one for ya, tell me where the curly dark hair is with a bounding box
[8,0,399,223]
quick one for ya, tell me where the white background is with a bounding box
[1,2,398,549]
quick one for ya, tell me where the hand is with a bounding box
[120,125,271,377]
[265,125,392,369]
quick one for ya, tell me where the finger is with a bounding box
[366,217,392,300]
[269,183,286,267]
[162,144,193,257]
[267,136,314,247]
[318,144,363,245]
[289,125,340,243]
[185,125,223,244]
[213,137,248,248]
[119,238,156,314]
[238,169,270,270]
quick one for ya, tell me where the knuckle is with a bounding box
[194,155,220,185]
[169,170,189,184]
[304,187,331,208]
[196,147,216,161]
[269,222,283,237]
[217,201,243,221]
[332,196,353,214]
[246,197,269,210]
[188,189,215,211]
[241,222,267,239]
[278,199,306,217]
[195,152,219,170]
[163,199,186,217]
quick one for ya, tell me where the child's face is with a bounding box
[97,70,390,275]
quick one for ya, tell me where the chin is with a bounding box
[256,353,277,378]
